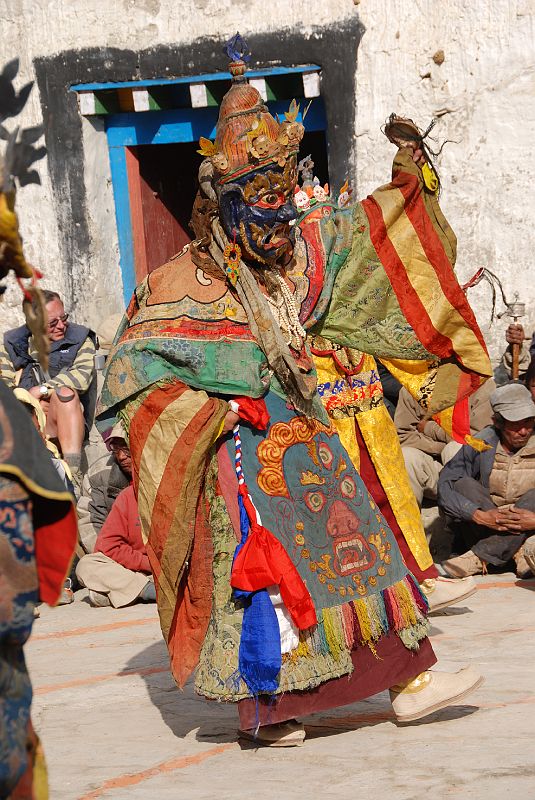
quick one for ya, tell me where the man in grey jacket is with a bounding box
[395,381,494,506]
[439,383,535,578]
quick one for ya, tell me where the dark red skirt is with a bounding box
[238,630,436,729]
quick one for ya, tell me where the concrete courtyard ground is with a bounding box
[27,573,535,800]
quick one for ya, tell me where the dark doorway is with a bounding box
[298,130,330,187]
[126,141,202,279]
[127,130,329,280]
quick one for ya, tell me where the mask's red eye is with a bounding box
[254,192,285,209]
[305,491,326,513]
[318,442,334,470]
[340,476,357,499]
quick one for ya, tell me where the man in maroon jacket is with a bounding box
[76,485,156,607]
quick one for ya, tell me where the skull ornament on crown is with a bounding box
[292,154,333,227]
[194,34,305,270]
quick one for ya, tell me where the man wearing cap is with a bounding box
[77,422,132,555]
[439,383,535,578]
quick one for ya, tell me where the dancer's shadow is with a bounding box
[392,703,481,726]
[124,642,482,747]
[304,697,480,738]
[123,642,238,744]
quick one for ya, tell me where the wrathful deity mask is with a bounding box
[194,34,307,272]
[218,158,298,269]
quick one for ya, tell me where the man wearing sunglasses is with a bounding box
[0,289,97,490]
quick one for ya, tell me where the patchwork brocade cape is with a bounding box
[97,151,491,702]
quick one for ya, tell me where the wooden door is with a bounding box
[126,142,201,280]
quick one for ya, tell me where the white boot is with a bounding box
[390,666,484,723]
[420,575,477,614]
[238,720,305,747]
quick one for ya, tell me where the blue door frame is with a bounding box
[105,101,327,303]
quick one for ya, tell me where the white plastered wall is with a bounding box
[0,0,534,363]
[354,0,535,361]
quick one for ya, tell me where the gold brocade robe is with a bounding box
[312,347,433,571]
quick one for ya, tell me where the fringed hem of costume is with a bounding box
[293,573,429,663]
[196,573,430,703]
[237,631,437,729]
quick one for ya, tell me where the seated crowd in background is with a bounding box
[2,289,535,610]
[395,381,494,508]
[0,291,156,609]
[439,383,535,579]
[75,423,155,607]
[77,422,131,554]
[76,483,156,608]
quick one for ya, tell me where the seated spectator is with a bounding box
[14,387,74,494]
[0,290,97,490]
[83,311,125,470]
[395,380,494,506]
[77,422,131,555]
[439,383,535,578]
[495,323,535,384]
[76,484,155,607]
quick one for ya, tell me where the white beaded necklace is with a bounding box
[265,271,306,350]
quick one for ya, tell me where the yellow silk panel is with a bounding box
[356,402,433,571]
[372,186,491,378]
[313,351,432,571]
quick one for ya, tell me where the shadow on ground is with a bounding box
[429,605,474,620]
[124,642,239,743]
[124,638,483,750]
